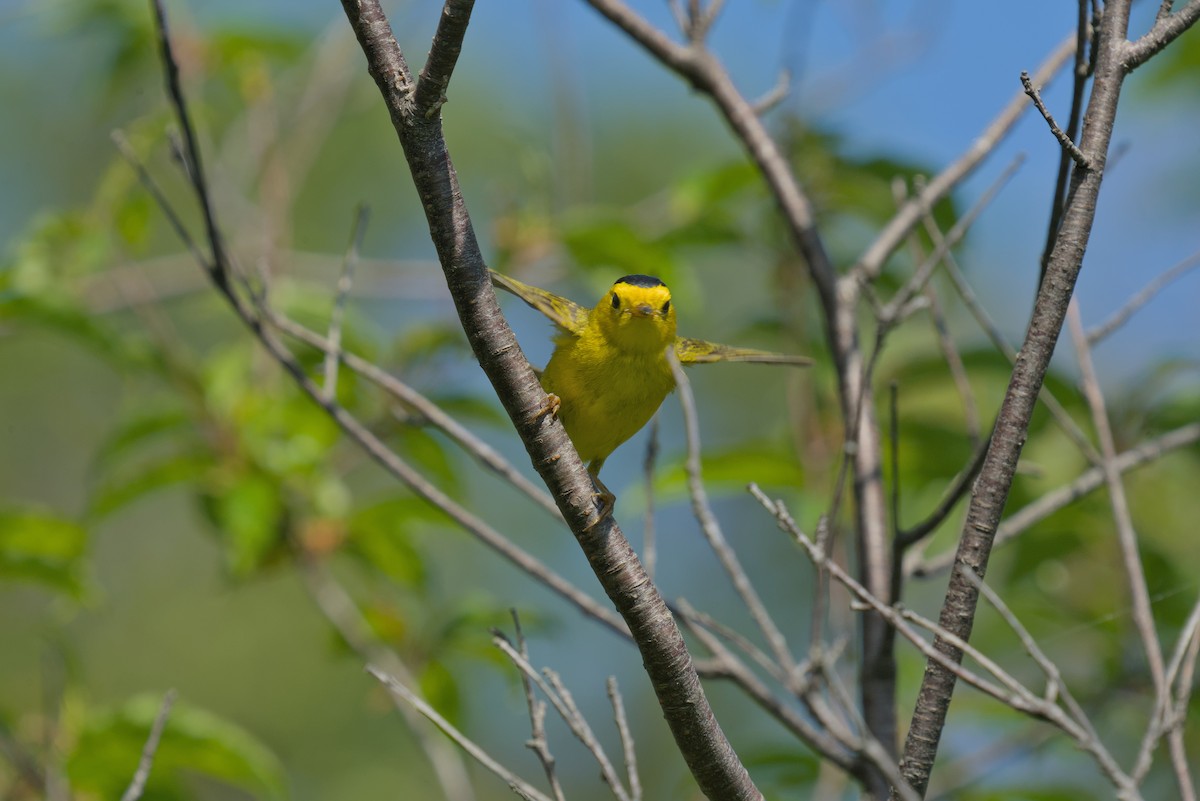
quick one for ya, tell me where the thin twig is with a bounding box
[886,180,986,543]
[880,154,1025,324]
[269,311,563,521]
[1068,302,1166,690]
[962,568,1109,766]
[750,487,1141,799]
[752,69,791,115]
[855,33,1077,282]
[414,0,476,118]
[368,666,554,801]
[673,600,859,775]
[1037,0,1092,293]
[668,351,797,679]
[895,434,990,548]
[607,677,642,801]
[922,282,981,444]
[1021,71,1090,169]
[148,0,231,290]
[509,612,566,801]
[492,634,631,801]
[1087,248,1200,345]
[1124,0,1200,70]
[927,211,1104,466]
[296,553,476,801]
[642,416,659,581]
[911,422,1200,577]
[1070,303,1192,801]
[119,689,177,801]
[323,205,370,401]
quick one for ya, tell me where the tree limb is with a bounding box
[896,3,1139,795]
[337,2,760,797]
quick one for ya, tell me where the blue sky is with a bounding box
[3,0,1197,380]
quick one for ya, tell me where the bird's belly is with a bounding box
[541,344,674,465]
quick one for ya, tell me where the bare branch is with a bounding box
[751,69,791,115]
[492,634,631,801]
[119,690,177,801]
[1021,71,1090,170]
[880,154,1025,324]
[148,0,231,290]
[1124,0,1200,70]
[297,555,476,801]
[897,2,1144,786]
[508,613,566,801]
[1067,302,1166,690]
[337,4,760,794]
[1037,0,1093,293]
[415,0,476,118]
[1070,303,1193,801]
[607,678,642,801]
[854,33,1077,282]
[1087,248,1200,345]
[641,416,659,581]
[268,312,563,521]
[911,422,1200,577]
[323,205,369,401]
[368,666,554,801]
[668,352,796,678]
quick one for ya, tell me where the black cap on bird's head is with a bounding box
[613,274,666,289]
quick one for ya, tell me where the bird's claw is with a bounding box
[537,393,561,422]
[582,473,615,530]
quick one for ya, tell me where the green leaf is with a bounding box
[68,694,287,800]
[93,408,195,474]
[200,470,287,577]
[657,443,803,495]
[346,498,431,586]
[561,216,679,280]
[89,453,210,519]
[0,507,88,597]
[418,661,461,727]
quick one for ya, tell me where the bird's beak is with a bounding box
[630,304,656,318]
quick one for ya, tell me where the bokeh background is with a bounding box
[2,1,1198,799]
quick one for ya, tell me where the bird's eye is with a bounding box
[610,293,620,309]
[661,300,671,314]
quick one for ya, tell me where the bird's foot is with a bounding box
[583,472,616,530]
[536,392,561,422]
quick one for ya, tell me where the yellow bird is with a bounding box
[491,270,811,504]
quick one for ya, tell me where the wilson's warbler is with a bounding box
[491,270,810,505]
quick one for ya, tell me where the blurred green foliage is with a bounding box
[1,0,1199,799]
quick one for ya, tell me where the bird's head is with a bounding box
[594,274,677,353]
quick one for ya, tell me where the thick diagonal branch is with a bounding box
[337,2,760,798]
[896,2,1141,796]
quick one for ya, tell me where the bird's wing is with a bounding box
[490,270,589,336]
[675,337,814,366]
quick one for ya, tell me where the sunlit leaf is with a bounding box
[90,453,210,519]
[346,498,431,586]
[68,694,286,800]
[200,470,287,577]
[0,507,88,597]
[561,216,679,281]
[418,660,461,727]
[93,408,196,473]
